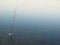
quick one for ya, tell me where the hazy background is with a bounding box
[0,0,60,45]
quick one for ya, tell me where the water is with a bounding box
[0,13,60,45]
